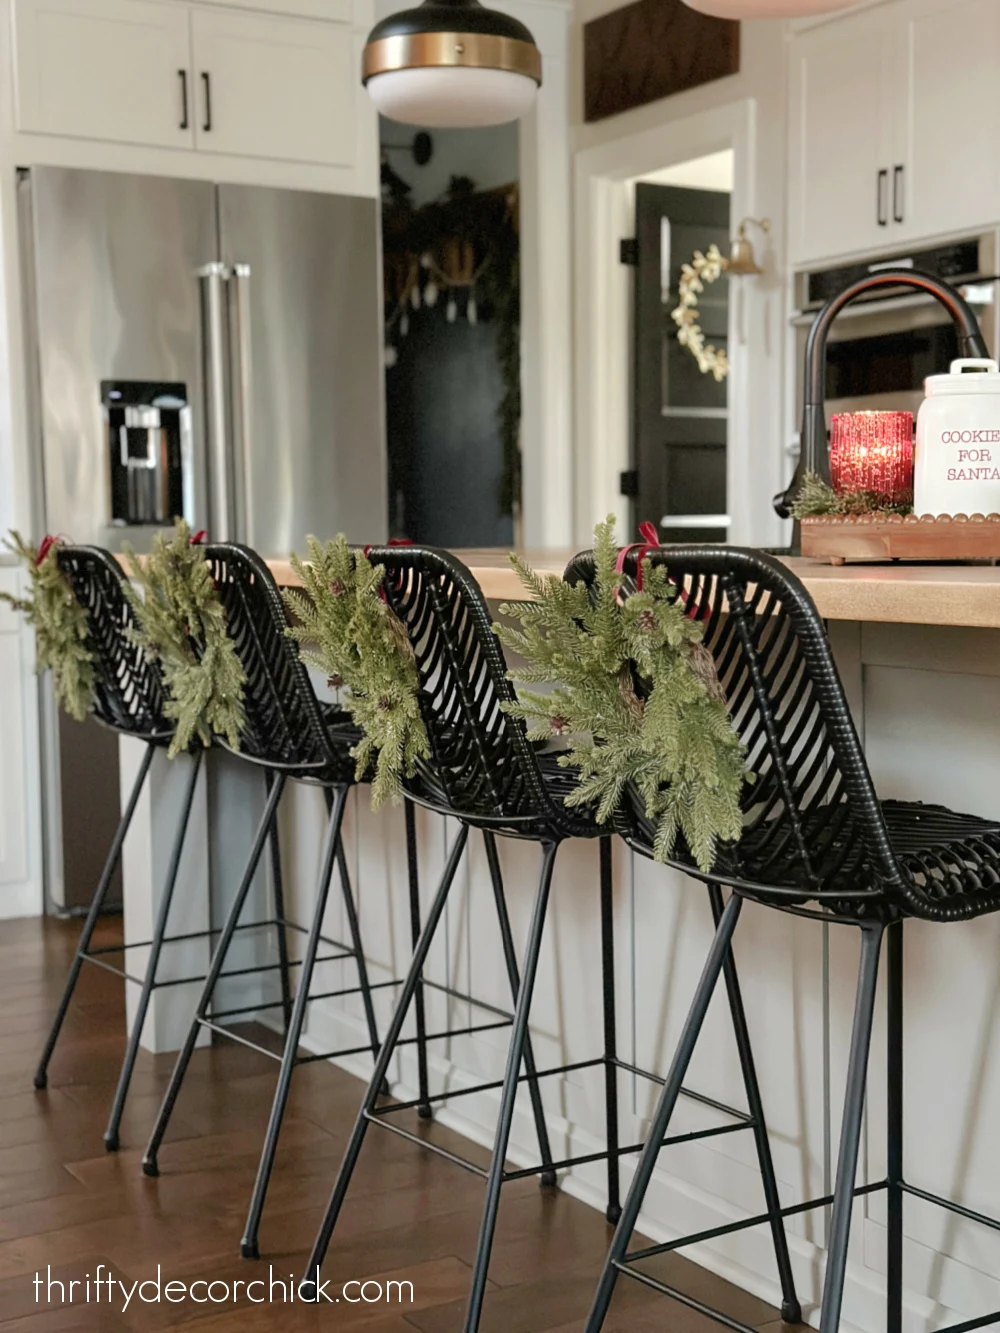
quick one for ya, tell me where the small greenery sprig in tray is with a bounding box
[493,518,747,872]
[789,471,913,520]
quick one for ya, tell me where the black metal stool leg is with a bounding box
[336,835,381,1064]
[585,891,743,1333]
[104,749,203,1151]
[241,785,348,1259]
[142,773,287,1177]
[300,824,470,1300]
[266,771,293,1037]
[819,920,884,1333]
[35,740,157,1092]
[709,881,802,1324]
[464,840,558,1333]
[482,830,557,1190]
[886,920,904,1333]
[600,836,621,1225]
[406,799,432,1120]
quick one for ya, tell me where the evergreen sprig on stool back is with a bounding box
[568,545,1000,1333]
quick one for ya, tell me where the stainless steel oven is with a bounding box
[792,234,1000,430]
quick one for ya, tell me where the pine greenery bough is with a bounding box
[122,520,246,758]
[283,535,430,808]
[0,531,96,721]
[789,471,912,519]
[493,518,746,872]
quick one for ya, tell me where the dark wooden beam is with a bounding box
[583,0,740,124]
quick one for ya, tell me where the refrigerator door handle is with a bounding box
[227,262,254,547]
[197,260,233,540]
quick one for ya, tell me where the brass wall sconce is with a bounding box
[728,217,771,276]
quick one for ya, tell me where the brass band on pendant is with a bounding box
[362,31,542,85]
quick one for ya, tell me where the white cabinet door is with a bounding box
[191,8,356,167]
[12,0,194,149]
[899,0,1000,241]
[789,7,896,265]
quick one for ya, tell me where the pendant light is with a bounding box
[362,0,542,128]
[681,0,859,16]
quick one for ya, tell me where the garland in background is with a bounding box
[494,518,747,872]
[0,532,96,721]
[122,521,246,758]
[283,536,430,808]
[789,471,913,519]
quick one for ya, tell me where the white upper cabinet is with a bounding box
[11,0,366,175]
[13,0,194,149]
[191,9,356,167]
[899,0,1000,243]
[789,0,1000,265]
[789,5,897,266]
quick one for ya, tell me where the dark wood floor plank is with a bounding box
[0,917,792,1333]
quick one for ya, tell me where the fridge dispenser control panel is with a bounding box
[102,381,192,527]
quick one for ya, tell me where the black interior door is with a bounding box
[632,182,730,544]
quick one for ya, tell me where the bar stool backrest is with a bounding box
[565,546,901,903]
[370,546,567,831]
[58,545,170,741]
[204,542,345,776]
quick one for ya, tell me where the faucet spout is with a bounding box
[775,266,990,529]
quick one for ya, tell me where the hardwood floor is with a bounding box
[0,916,794,1331]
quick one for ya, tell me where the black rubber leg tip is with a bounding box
[540,1169,557,1189]
[34,1072,48,1091]
[605,1204,622,1225]
[141,1157,159,1179]
[781,1299,803,1325]
[240,1240,260,1261]
[299,1281,318,1304]
[103,1132,120,1153]
[417,1104,434,1121]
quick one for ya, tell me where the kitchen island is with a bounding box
[118,552,1000,1333]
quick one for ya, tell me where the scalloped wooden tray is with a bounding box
[801,513,1000,564]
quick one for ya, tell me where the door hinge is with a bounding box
[619,469,639,497]
[619,238,638,266]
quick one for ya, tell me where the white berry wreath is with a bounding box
[671,243,729,382]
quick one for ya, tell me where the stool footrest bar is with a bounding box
[901,1181,1000,1234]
[362,1111,491,1177]
[933,1311,1000,1333]
[611,1263,757,1333]
[611,1057,754,1122]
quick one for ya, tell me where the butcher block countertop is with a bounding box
[261,549,1000,631]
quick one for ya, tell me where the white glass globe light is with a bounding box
[367,66,537,128]
[682,0,859,15]
[363,0,542,130]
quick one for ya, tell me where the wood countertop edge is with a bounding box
[120,550,1000,631]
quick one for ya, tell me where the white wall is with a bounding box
[570,8,791,547]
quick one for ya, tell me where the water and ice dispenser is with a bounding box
[102,381,192,527]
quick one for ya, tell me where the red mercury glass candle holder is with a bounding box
[829,410,914,505]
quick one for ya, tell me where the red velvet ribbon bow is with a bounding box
[35,534,60,566]
[615,520,660,592]
[189,530,208,546]
[615,522,706,620]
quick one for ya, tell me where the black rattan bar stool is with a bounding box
[299,546,800,1333]
[573,546,1000,1333]
[33,545,210,1153]
[140,542,395,1261]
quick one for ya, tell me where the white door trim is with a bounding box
[573,98,760,545]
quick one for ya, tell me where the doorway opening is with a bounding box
[629,149,733,544]
[379,120,521,548]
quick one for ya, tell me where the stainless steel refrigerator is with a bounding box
[19,165,386,909]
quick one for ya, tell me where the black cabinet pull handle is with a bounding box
[893,164,904,223]
[877,168,888,226]
[201,71,212,133]
[178,69,188,130]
